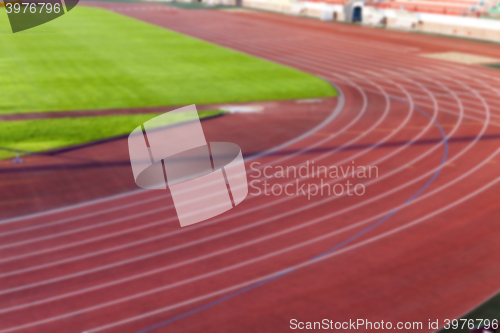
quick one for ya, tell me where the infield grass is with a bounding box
[0,110,222,159]
[0,6,336,114]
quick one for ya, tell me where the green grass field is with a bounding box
[486,64,500,70]
[0,111,222,159]
[0,5,336,159]
[0,6,336,114]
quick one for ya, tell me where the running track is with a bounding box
[1,5,500,332]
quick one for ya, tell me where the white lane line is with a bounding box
[0,194,168,239]
[0,205,172,251]
[0,189,147,227]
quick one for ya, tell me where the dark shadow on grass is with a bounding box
[437,292,500,333]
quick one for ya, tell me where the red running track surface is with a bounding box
[0,5,500,333]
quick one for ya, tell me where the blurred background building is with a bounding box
[170,0,500,42]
